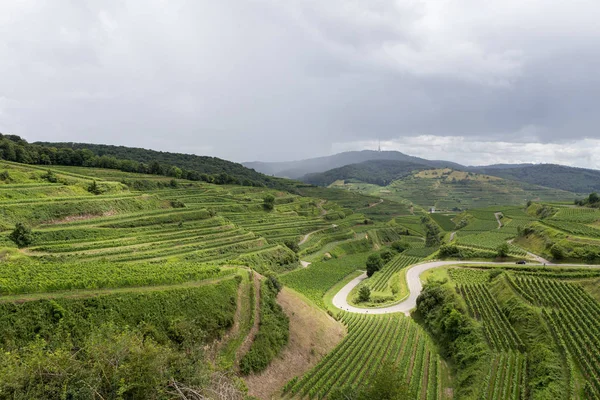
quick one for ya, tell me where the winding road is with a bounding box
[332,260,598,315]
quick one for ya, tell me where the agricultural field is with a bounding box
[337,168,577,211]
[434,264,600,399]
[3,157,600,399]
[280,253,370,308]
[513,203,600,263]
[284,313,450,399]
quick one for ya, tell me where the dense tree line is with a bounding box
[415,282,488,398]
[575,192,600,207]
[0,133,292,189]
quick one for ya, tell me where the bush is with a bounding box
[263,194,275,211]
[550,243,565,260]
[379,248,395,263]
[284,239,299,253]
[42,169,58,183]
[88,180,102,195]
[366,253,383,277]
[170,200,186,208]
[391,240,411,253]
[358,286,371,302]
[9,222,33,248]
[496,243,509,258]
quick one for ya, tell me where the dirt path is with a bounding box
[235,273,261,368]
[358,198,384,211]
[317,199,327,216]
[494,212,503,229]
[298,224,338,246]
[300,260,311,268]
[449,231,456,241]
[368,198,384,208]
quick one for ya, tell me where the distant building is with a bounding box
[430,207,436,213]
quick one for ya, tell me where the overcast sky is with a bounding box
[1,1,600,168]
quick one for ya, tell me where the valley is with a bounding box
[1,137,600,399]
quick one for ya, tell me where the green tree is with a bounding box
[263,194,275,211]
[421,216,442,247]
[379,248,395,263]
[550,243,565,260]
[496,243,509,258]
[439,244,460,258]
[42,169,58,183]
[283,240,299,253]
[88,180,101,195]
[358,363,409,400]
[391,241,410,253]
[366,253,383,277]
[358,286,371,302]
[9,222,33,248]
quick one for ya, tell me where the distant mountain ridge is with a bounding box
[247,151,600,194]
[244,150,463,179]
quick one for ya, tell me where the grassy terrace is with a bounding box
[0,163,375,273]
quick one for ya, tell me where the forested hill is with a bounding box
[471,164,600,194]
[303,160,429,186]
[0,134,291,189]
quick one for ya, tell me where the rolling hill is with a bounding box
[472,163,600,194]
[247,149,600,194]
[244,150,463,179]
[2,149,600,398]
[0,134,292,189]
[334,168,578,210]
[303,159,429,186]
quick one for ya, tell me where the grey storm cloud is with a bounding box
[1,0,600,164]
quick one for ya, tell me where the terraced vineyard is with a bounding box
[284,313,448,399]
[481,352,527,400]
[542,219,600,238]
[369,255,421,292]
[459,284,524,351]
[509,277,600,397]
[2,175,358,271]
[448,268,490,284]
[4,152,600,399]
[550,207,600,223]
[456,231,527,256]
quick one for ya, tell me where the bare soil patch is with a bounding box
[45,210,117,225]
[245,288,345,399]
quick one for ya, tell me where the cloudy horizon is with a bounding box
[1,1,600,167]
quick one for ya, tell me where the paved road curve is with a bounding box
[332,260,598,315]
